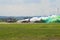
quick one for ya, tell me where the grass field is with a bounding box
[0,23,60,40]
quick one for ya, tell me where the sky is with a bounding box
[0,0,60,16]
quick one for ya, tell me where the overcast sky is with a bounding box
[0,0,60,16]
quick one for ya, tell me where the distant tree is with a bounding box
[6,17,17,23]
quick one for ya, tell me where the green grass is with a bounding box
[0,23,60,40]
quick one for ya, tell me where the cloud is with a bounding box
[0,0,40,5]
[0,0,59,16]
